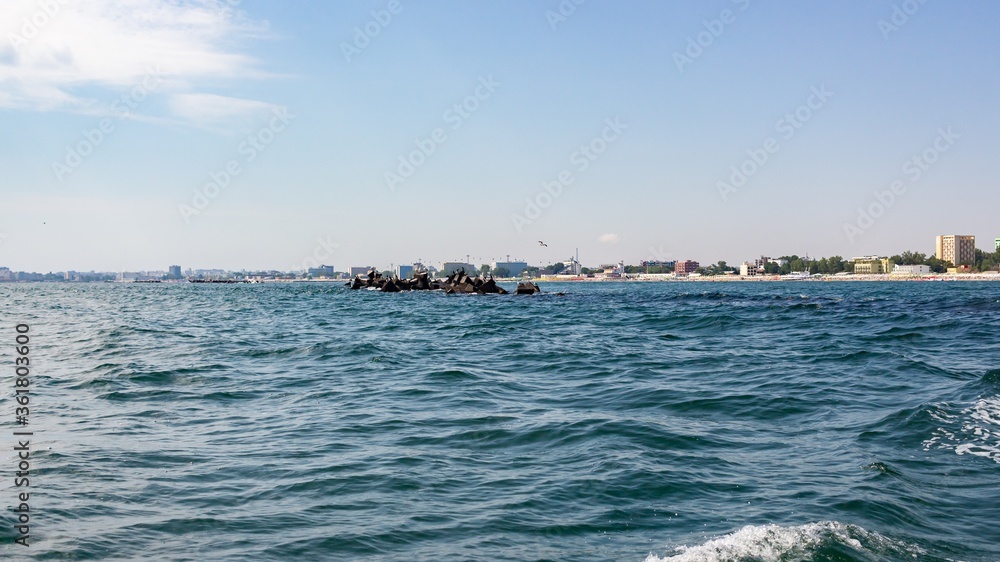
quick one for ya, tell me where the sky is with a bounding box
[1,0,998,272]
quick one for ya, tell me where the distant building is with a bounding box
[396,264,414,278]
[566,258,582,276]
[490,261,528,277]
[675,260,700,275]
[893,264,931,275]
[853,256,894,275]
[307,265,335,277]
[740,256,770,277]
[441,262,475,276]
[599,262,624,276]
[191,269,227,278]
[0,267,11,281]
[168,265,182,279]
[995,238,1000,251]
[936,235,975,266]
[349,266,372,278]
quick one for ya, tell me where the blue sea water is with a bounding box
[1,281,999,561]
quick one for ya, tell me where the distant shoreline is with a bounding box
[4,274,1000,285]
[532,274,1000,283]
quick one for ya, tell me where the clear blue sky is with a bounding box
[1,0,998,272]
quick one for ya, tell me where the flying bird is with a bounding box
[538,241,548,247]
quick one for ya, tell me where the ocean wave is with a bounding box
[924,396,1000,464]
[642,521,923,562]
[6,282,999,561]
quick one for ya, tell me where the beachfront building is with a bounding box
[441,262,476,276]
[995,238,999,251]
[600,262,625,277]
[395,264,414,278]
[308,265,335,277]
[490,261,528,277]
[740,256,770,277]
[936,235,976,266]
[567,260,582,276]
[675,260,700,275]
[852,256,894,275]
[349,266,372,278]
[168,265,182,279]
[641,260,674,268]
[893,264,931,275]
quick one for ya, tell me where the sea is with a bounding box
[2,281,998,561]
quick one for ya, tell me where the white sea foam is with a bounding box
[924,397,1000,464]
[642,521,919,562]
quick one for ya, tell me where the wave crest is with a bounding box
[643,521,921,562]
[924,397,1000,463]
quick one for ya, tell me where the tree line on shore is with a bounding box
[885,249,1000,273]
[369,247,1000,280]
[526,247,1000,277]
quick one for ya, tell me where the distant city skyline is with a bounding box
[1,229,995,276]
[2,1,999,271]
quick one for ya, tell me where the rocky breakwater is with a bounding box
[347,269,541,295]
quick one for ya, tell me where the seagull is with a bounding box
[538,241,548,247]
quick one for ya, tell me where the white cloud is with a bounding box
[169,92,283,124]
[599,233,619,243]
[0,0,272,122]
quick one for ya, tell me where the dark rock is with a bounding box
[350,268,528,297]
[515,282,540,295]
